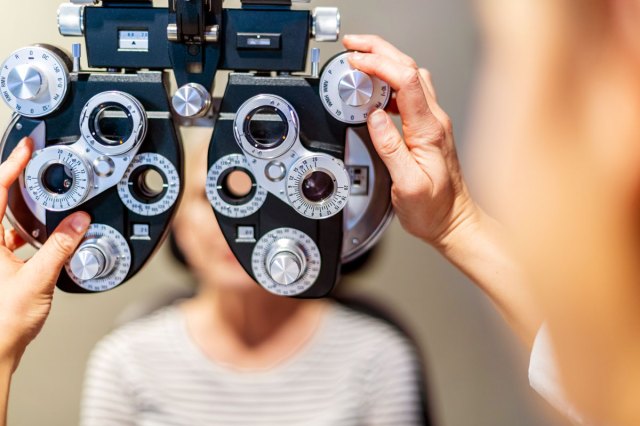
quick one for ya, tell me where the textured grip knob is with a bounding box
[312,7,341,42]
[58,3,85,36]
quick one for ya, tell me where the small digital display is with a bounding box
[247,38,272,47]
[118,30,149,52]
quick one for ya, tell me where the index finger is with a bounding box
[343,35,418,69]
[0,138,32,188]
[349,53,441,138]
[0,138,33,219]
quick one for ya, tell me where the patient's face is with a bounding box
[173,143,257,292]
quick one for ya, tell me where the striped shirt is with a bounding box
[80,303,423,426]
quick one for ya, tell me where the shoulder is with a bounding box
[324,302,421,366]
[88,306,182,365]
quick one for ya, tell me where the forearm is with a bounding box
[436,208,543,346]
[0,357,13,426]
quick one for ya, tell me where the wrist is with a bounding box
[431,194,485,256]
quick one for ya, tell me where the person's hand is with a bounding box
[0,138,91,372]
[344,35,480,249]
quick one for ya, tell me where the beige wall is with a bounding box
[2,1,567,425]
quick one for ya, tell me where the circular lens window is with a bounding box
[91,103,134,147]
[245,106,288,150]
[218,168,256,205]
[301,171,335,204]
[129,166,167,203]
[41,163,74,195]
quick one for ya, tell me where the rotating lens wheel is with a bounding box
[118,153,180,216]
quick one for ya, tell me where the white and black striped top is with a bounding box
[80,303,423,426]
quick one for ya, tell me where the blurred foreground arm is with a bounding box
[0,138,90,426]
[344,35,542,345]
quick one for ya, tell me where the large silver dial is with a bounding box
[206,154,267,218]
[320,52,391,124]
[252,228,321,296]
[286,154,350,219]
[65,224,131,292]
[118,153,180,216]
[0,45,70,118]
[24,146,91,211]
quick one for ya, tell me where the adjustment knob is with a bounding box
[172,83,212,118]
[0,45,71,118]
[319,52,391,124]
[57,3,85,37]
[70,245,107,281]
[70,239,116,281]
[312,7,341,42]
[7,65,45,100]
[338,70,374,107]
[266,239,308,286]
[65,224,132,292]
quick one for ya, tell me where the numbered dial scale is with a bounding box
[206,154,268,218]
[252,228,322,297]
[118,153,180,216]
[286,154,350,219]
[24,146,91,211]
[320,52,391,124]
[64,224,132,292]
[0,45,70,118]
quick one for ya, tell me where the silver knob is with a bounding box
[7,65,45,101]
[312,7,341,42]
[266,239,307,286]
[172,83,212,118]
[70,245,107,281]
[338,70,374,107]
[58,3,85,36]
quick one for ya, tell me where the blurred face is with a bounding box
[172,142,257,292]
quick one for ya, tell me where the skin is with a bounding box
[0,138,90,426]
[345,1,640,422]
[172,143,328,370]
[344,35,542,346]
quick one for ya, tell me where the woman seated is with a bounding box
[79,141,428,426]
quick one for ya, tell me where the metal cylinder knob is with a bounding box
[312,7,341,42]
[172,83,212,118]
[70,240,115,281]
[58,3,85,36]
[266,239,308,286]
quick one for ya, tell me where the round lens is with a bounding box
[302,171,335,203]
[137,169,165,199]
[245,106,288,149]
[92,104,134,147]
[42,163,74,195]
[223,170,253,199]
[129,166,167,203]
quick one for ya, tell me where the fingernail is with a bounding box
[70,214,91,234]
[369,110,387,130]
[350,52,364,62]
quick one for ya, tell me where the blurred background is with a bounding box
[1,1,568,425]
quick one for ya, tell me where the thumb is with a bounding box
[24,212,91,291]
[367,110,421,187]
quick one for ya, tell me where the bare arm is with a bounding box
[343,35,542,345]
[0,138,90,425]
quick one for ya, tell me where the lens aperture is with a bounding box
[245,106,288,150]
[302,171,335,203]
[42,163,74,195]
[91,103,134,147]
